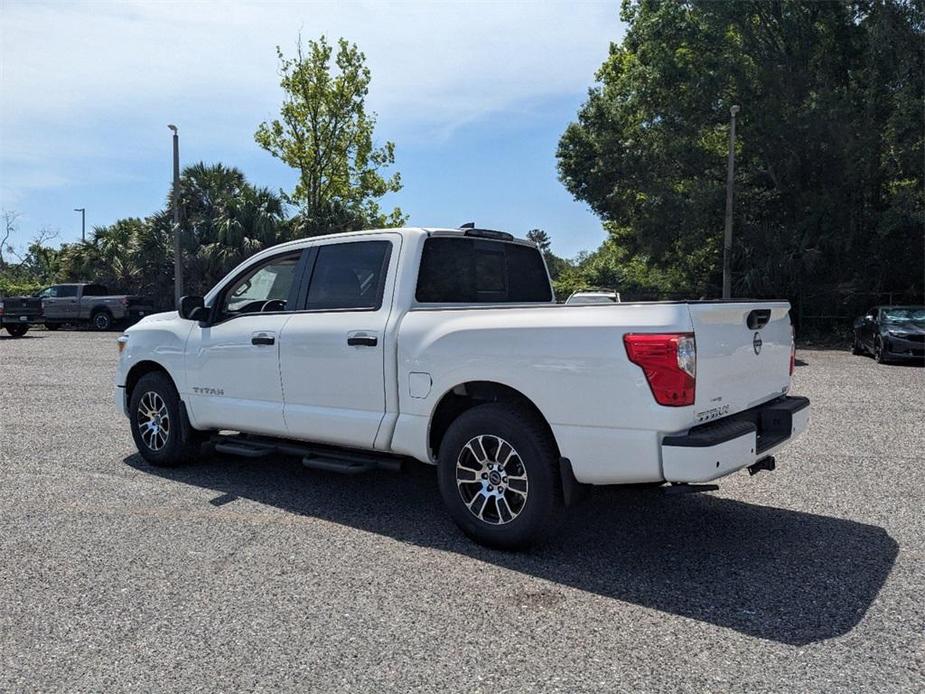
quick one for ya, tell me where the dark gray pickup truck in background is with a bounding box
[0,295,43,337]
[37,283,154,330]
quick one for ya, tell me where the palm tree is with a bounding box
[175,163,289,296]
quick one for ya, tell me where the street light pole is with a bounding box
[73,208,86,242]
[168,124,182,307]
[722,105,740,299]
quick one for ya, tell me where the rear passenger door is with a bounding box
[279,235,399,449]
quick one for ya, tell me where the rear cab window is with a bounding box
[415,237,552,303]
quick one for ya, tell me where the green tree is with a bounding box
[557,0,924,314]
[526,228,570,280]
[255,36,405,235]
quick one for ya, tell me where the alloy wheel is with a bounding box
[455,434,529,525]
[136,391,170,451]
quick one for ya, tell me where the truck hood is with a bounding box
[128,310,179,330]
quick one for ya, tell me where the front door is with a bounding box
[40,285,79,320]
[185,250,305,436]
[279,236,398,449]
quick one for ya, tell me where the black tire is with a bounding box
[851,332,864,355]
[91,310,113,331]
[437,403,562,550]
[44,323,61,331]
[5,323,28,338]
[874,337,889,364]
[129,372,202,466]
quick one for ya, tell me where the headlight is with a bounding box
[117,335,129,354]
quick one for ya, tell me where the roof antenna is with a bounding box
[459,222,475,229]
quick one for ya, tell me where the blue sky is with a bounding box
[0,1,624,259]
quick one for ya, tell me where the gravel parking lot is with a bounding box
[1,331,923,692]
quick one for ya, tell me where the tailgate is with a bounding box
[1,297,43,315]
[688,302,792,423]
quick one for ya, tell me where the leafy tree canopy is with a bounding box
[558,0,924,312]
[255,35,406,235]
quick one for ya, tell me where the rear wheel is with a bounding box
[5,323,28,338]
[91,310,113,331]
[437,403,562,550]
[129,372,203,466]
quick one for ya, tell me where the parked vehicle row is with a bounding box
[1,283,154,336]
[37,283,154,331]
[115,225,809,549]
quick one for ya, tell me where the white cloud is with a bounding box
[1,0,621,200]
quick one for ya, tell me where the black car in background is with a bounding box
[853,306,925,364]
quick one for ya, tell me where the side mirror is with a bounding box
[179,295,207,322]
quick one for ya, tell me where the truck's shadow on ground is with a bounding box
[125,453,897,647]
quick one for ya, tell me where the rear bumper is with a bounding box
[661,396,810,483]
[1,313,43,325]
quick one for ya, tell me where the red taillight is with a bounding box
[624,333,696,406]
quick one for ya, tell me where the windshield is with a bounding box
[881,307,925,323]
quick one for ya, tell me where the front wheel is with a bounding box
[129,372,202,466]
[437,403,562,550]
[5,323,28,337]
[874,337,890,364]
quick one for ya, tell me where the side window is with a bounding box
[221,253,300,316]
[37,287,58,298]
[57,285,79,298]
[306,241,391,311]
[83,284,108,296]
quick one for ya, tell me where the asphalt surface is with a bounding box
[1,331,923,693]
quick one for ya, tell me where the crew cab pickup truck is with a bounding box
[115,227,810,548]
[37,283,153,330]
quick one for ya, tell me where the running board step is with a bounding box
[213,441,275,458]
[302,456,374,474]
[302,452,401,474]
[663,483,719,496]
[209,434,403,473]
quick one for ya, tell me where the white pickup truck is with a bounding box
[115,226,809,548]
